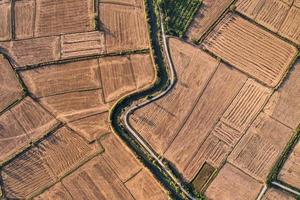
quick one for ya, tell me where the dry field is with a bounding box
[129,38,219,154]
[15,0,35,39]
[228,113,293,181]
[100,133,142,182]
[40,90,109,122]
[99,2,148,52]
[278,140,300,189]
[183,134,231,181]
[35,0,95,37]
[99,56,137,102]
[0,36,61,67]
[203,13,297,87]
[0,0,168,199]
[68,112,110,142]
[1,127,100,199]
[100,54,154,102]
[262,188,296,200]
[264,60,300,129]
[125,169,169,200]
[205,163,263,200]
[164,63,247,174]
[0,111,29,164]
[0,97,58,163]
[20,59,101,98]
[61,31,106,59]
[34,182,72,200]
[62,156,135,200]
[185,0,233,40]
[11,97,58,138]
[0,54,23,112]
[222,79,272,133]
[236,0,300,44]
[0,1,11,41]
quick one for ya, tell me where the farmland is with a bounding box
[0,55,23,112]
[203,13,297,87]
[236,0,300,44]
[0,0,169,199]
[0,0,300,199]
[159,0,202,37]
[185,0,233,41]
[278,140,300,190]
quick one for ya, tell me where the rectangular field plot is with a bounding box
[0,97,58,163]
[99,56,136,102]
[34,182,72,200]
[205,163,263,200]
[40,90,109,122]
[99,3,148,52]
[236,0,300,45]
[15,0,35,39]
[20,59,101,98]
[236,0,290,32]
[1,126,99,199]
[35,0,95,37]
[130,54,155,89]
[278,140,300,190]
[203,13,297,87]
[222,79,271,132]
[11,97,58,139]
[0,55,23,112]
[129,38,219,154]
[2,147,56,199]
[191,162,216,192]
[125,169,168,200]
[183,134,231,181]
[100,133,141,182]
[228,113,293,181]
[0,1,11,41]
[68,112,110,142]
[2,36,61,67]
[264,60,300,129]
[62,156,134,200]
[164,63,247,174]
[0,111,28,164]
[185,0,233,40]
[279,6,300,45]
[61,31,106,59]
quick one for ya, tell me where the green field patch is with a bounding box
[159,0,202,37]
[192,162,216,192]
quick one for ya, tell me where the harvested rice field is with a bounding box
[0,1,11,41]
[185,0,233,41]
[236,0,300,44]
[0,54,23,112]
[203,13,297,87]
[99,2,149,52]
[0,0,299,199]
[205,163,263,200]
